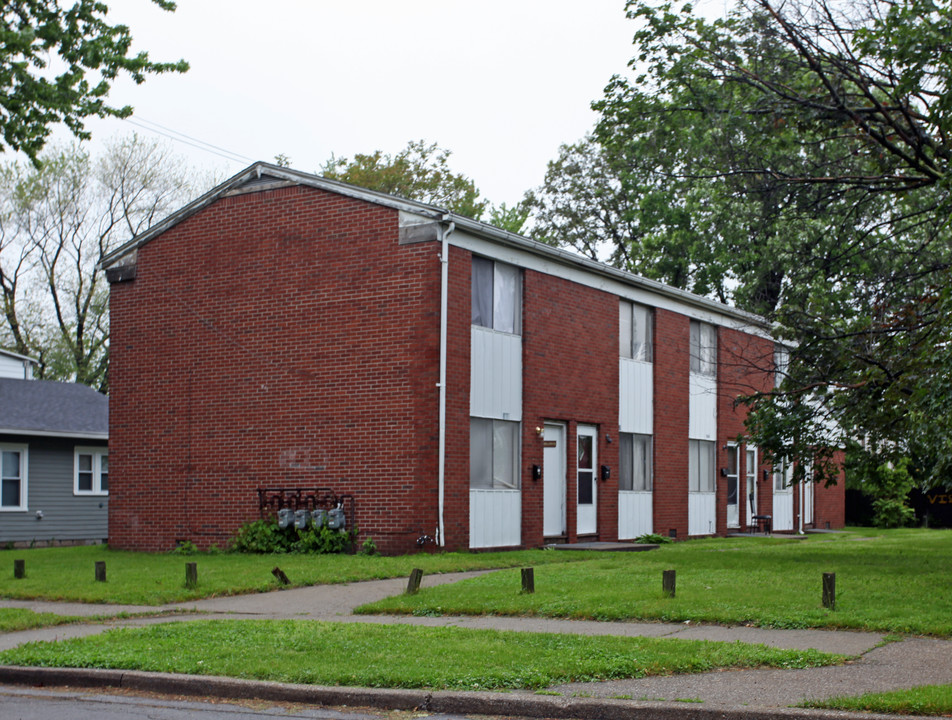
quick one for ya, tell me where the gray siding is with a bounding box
[0,435,108,543]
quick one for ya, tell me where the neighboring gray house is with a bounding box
[0,359,108,545]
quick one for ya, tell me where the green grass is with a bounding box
[0,608,81,633]
[358,528,952,636]
[0,620,844,691]
[802,684,952,715]
[0,545,586,605]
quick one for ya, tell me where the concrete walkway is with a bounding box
[1,571,950,719]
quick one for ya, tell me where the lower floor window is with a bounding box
[688,439,715,493]
[470,418,520,490]
[620,433,652,491]
[1,445,27,510]
[75,447,109,495]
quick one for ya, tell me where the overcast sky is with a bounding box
[66,0,641,208]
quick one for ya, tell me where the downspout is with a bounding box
[437,218,455,547]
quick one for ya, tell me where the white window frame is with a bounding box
[74,447,109,496]
[690,320,717,377]
[471,256,522,335]
[619,432,653,491]
[0,443,28,511]
[470,418,521,490]
[619,301,653,362]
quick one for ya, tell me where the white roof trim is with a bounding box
[0,428,108,441]
[0,348,38,365]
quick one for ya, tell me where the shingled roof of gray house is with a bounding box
[0,378,107,439]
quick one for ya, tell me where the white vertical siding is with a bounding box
[688,373,717,440]
[469,489,521,547]
[773,489,794,531]
[619,358,653,434]
[689,492,717,535]
[0,355,28,379]
[470,326,522,420]
[618,492,653,539]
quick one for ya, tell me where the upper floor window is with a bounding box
[472,257,521,335]
[620,301,653,362]
[690,320,717,376]
[1,445,28,510]
[774,344,789,389]
[75,447,109,496]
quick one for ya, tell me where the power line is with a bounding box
[123,116,256,165]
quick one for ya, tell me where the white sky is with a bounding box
[66,0,639,208]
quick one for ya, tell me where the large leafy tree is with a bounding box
[535,0,952,488]
[1,0,188,163]
[0,134,196,390]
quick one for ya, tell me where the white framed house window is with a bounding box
[1,444,28,511]
[690,321,717,376]
[75,447,109,495]
[470,418,521,490]
[619,433,652,491]
[619,301,653,362]
[472,256,522,335]
[688,439,715,492]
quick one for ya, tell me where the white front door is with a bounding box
[773,462,794,531]
[804,478,814,526]
[726,444,740,528]
[745,447,758,526]
[543,423,566,537]
[576,425,597,535]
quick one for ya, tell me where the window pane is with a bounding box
[632,304,652,362]
[492,420,519,489]
[100,455,109,492]
[727,446,738,476]
[493,262,520,334]
[469,418,492,489]
[688,440,698,492]
[702,324,717,374]
[578,471,594,504]
[619,301,633,359]
[634,434,652,491]
[1,478,20,507]
[471,257,493,328]
[2,450,20,479]
[689,321,701,374]
[746,449,756,481]
[78,454,92,472]
[78,472,93,491]
[578,435,593,470]
[701,441,714,492]
[619,433,633,490]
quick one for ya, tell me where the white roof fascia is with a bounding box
[448,221,772,337]
[0,348,38,365]
[0,428,108,441]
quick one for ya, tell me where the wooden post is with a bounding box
[406,568,423,595]
[185,562,198,589]
[95,561,106,583]
[521,567,535,594]
[822,572,836,610]
[271,566,290,585]
[662,569,676,598]
[13,559,25,579]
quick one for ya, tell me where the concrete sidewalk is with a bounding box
[1,571,950,719]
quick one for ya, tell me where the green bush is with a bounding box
[634,533,673,544]
[230,518,354,554]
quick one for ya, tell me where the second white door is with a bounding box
[577,425,597,535]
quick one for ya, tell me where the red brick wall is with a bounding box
[653,309,690,538]
[814,449,846,529]
[109,184,443,553]
[521,270,619,545]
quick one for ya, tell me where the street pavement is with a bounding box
[1,570,950,719]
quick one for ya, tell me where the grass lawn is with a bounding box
[0,545,587,605]
[358,528,952,636]
[0,620,844,690]
[803,684,952,716]
[0,608,82,633]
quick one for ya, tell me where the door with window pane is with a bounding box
[745,447,758,526]
[726,444,740,528]
[576,425,597,535]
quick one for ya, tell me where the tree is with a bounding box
[0,134,197,390]
[1,0,188,163]
[320,140,487,220]
[539,0,952,488]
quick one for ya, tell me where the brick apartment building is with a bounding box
[101,163,845,553]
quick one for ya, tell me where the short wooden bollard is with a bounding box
[822,572,836,610]
[662,569,676,598]
[185,562,198,589]
[406,568,423,595]
[13,559,25,579]
[521,567,535,594]
[95,561,106,583]
[271,566,290,585]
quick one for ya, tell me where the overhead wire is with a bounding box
[123,116,255,165]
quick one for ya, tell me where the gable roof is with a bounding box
[99,162,769,331]
[0,378,108,440]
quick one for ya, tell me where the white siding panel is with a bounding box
[469,489,521,548]
[618,491,653,539]
[689,373,717,440]
[688,492,716,535]
[619,358,653,434]
[470,326,522,420]
[773,490,794,531]
[0,356,27,379]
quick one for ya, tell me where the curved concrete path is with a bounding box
[2,571,950,718]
